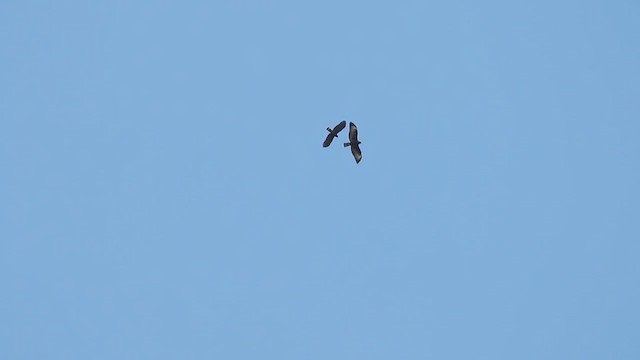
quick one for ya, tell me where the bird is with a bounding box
[343,122,362,163]
[322,120,347,147]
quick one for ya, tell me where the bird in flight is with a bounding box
[343,122,362,164]
[322,120,347,147]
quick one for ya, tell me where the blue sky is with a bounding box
[2,1,639,359]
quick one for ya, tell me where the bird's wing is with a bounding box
[334,120,347,133]
[351,143,362,163]
[349,122,359,142]
[322,133,334,147]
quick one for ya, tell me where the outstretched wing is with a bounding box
[334,120,347,133]
[348,122,359,143]
[323,133,335,147]
[351,143,362,163]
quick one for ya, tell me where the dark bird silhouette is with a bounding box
[343,122,362,164]
[322,120,347,147]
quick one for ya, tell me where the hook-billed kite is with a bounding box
[322,120,347,147]
[343,122,362,164]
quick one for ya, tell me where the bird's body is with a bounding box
[322,120,347,147]
[343,122,362,163]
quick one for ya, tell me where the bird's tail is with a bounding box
[343,142,351,147]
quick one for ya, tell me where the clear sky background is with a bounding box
[2,1,639,359]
